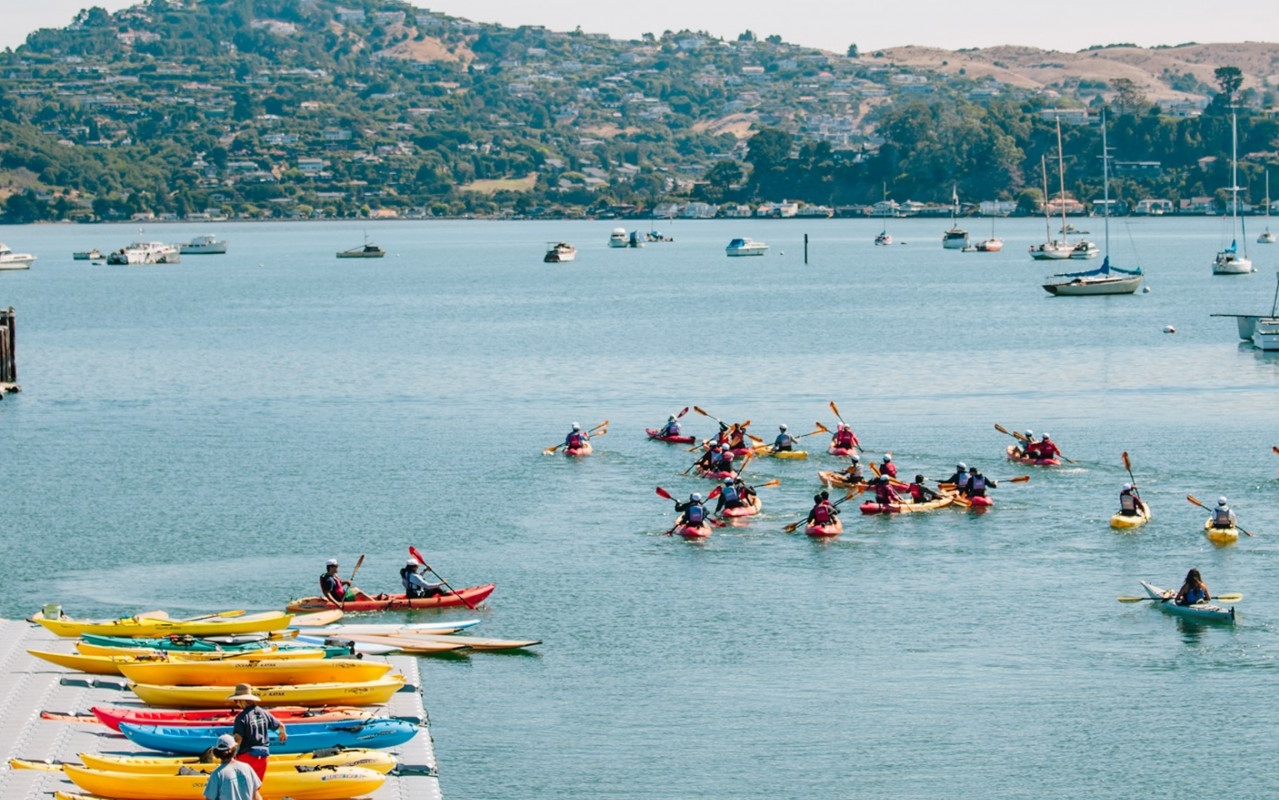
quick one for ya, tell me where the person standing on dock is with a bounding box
[203,734,263,800]
[230,683,286,781]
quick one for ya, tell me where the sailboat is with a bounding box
[1030,155,1071,260]
[1259,171,1275,244]
[1250,272,1279,350]
[941,185,968,249]
[975,212,1003,252]
[875,183,893,246]
[1213,110,1253,274]
[1042,112,1143,296]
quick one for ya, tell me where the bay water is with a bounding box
[1,216,1278,797]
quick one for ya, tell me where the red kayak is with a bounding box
[1005,445,1059,467]
[675,523,713,539]
[566,443,593,457]
[701,442,753,457]
[967,495,994,507]
[286,583,495,613]
[646,428,696,445]
[828,443,857,457]
[91,705,370,733]
[805,518,844,538]
[696,468,737,481]
[720,496,762,518]
[860,501,902,514]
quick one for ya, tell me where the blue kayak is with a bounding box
[118,718,418,754]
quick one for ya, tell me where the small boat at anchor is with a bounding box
[0,242,36,270]
[179,234,227,255]
[725,237,768,256]
[337,235,385,259]
[543,241,576,263]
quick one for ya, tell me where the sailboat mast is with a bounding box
[1101,111,1110,257]
[1233,111,1248,255]
[1056,118,1069,245]
[1041,155,1051,241]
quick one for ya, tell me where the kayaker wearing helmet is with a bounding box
[841,454,865,484]
[674,493,707,526]
[204,733,263,800]
[832,424,859,451]
[879,453,897,478]
[659,415,681,438]
[1174,569,1212,606]
[873,474,902,505]
[773,424,794,453]
[401,560,443,599]
[712,442,735,472]
[319,559,371,605]
[1036,433,1061,461]
[1017,429,1038,459]
[716,477,745,512]
[565,422,589,450]
[908,474,940,504]
[966,466,997,498]
[1118,483,1144,517]
[230,682,286,781]
[943,463,970,494]
[726,423,750,451]
[1210,497,1236,529]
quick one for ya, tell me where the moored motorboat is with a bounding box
[646,427,696,445]
[107,241,181,265]
[543,241,576,263]
[725,237,768,256]
[336,237,385,259]
[608,228,628,248]
[1005,444,1060,467]
[1203,518,1239,545]
[178,234,227,254]
[1139,581,1235,623]
[805,517,844,537]
[0,242,37,270]
[72,249,103,261]
[1109,503,1151,529]
[285,583,495,612]
[1067,240,1100,259]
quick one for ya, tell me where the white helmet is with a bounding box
[405,559,419,568]
[882,454,892,462]
[1042,432,1051,440]
[1122,483,1132,491]
[1218,497,1228,506]
[779,424,788,431]
[724,477,734,485]
[956,462,966,471]
[720,442,730,450]
[571,422,581,430]
[850,455,860,463]
[692,493,703,502]
[1025,429,1034,438]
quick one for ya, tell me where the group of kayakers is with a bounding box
[670,476,762,527]
[319,557,443,605]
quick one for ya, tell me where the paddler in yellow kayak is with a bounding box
[1118,484,1146,519]
[772,424,795,453]
[1209,497,1236,529]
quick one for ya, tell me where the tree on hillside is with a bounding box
[1111,78,1148,116]
[1210,66,1243,112]
[847,44,859,58]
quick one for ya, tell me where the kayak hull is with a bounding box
[1005,445,1061,467]
[64,762,386,800]
[828,445,856,457]
[1140,582,1235,623]
[805,518,844,538]
[817,470,864,490]
[646,428,696,445]
[92,705,371,732]
[565,442,593,457]
[128,675,406,708]
[117,657,393,687]
[720,495,762,518]
[696,468,737,481]
[1110,504,1151,529]
[675,523,713,539]
[766,449,808,460]
[1203,518,1239,545]
[34,611,292,639]
[859,495,955,514]
[967,495,994,508]
[285,583,494,613]
[82,748,396,774]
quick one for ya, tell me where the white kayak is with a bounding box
[293,635,401,655]
[294,620,481,636]
[1140,582,1236,623]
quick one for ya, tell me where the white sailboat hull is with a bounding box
[1213,253,1253,274]
[1251,318,1279,350]
[1043,275,1142,296]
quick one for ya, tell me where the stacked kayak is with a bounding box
[60,762,386,800]
[129,674,406,708]
[77,641,352,659]
[118,717,418,755]
[1109,503,1151,529]
[1140,582,1236,623]
[859,495,955,514]
[116,657,393,686]
[33,611,292,638]
[286,583,495,612]
[81,748,396,773]
[1005,445,1060,467]
[1203,518,1239,545]
[646,428,695,445]
[720,495,762,518]
[29,649,330,677]
[805,518,844,538]
[91,705,371,732]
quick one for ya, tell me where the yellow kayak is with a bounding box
[1204,518,1239,545]
[129,674,406,707]
[81,749,395,775]
[118,657,392,686]
[63,763,386,800]
[31,647,332,676]
[34,610,292,638]
[1110,503,1151,529]
[765,449,808,460]
[76,642,326,660]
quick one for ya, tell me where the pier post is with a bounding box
[804,234,808,264]
[1,307,15,391]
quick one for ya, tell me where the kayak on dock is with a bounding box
[1139,582,1236,623]
[80,747,396,774]
[32,610,292,639]
[62,760,387,798]
[116,657,393,687]
[91,704,372,732]
[285,583,495,613]
[128,674,407,708]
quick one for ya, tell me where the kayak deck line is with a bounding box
[0,618,443,800]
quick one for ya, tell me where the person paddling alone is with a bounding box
[1174,568,1212,606]
[230,683,286,781]
[202,734,263,800]
[1118,483,1145,517]
[401,560,444,599]
[565,422,589,450]
[1210,497,1237,529]
[773,424,795,453]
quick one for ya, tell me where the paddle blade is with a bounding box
[542,443,561,455]
[994,423,1011,436]
[677,406,690,419]
[350,554,365,582]
[693,406,711,418]
[655,486,673,501]
[409,546,428,567]
[758,479,781,488]
[708,486,723,499]
[1217,593,1244,602]
[830,401,844,422]
[590,420,609,431]
[1186,495,1206,509]
[1116,595,1151,603]
[1122,451,1132,472]
[1008,475,1031,483]
[815,421,830,433]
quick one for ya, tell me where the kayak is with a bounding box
[966,495,994,508]
[674,523,713,539]
[378,632,540,651]
[293,619,481,636]
[817,470,865,490]
[33,610,292,639]
[128,674,406,708]
[646,428,696,445]
[1140,581,1236,623]
[295,632,470,655]
[288,610,343,627]
[702,442,754,457]
[77,641,350,659]
[91,705,371,732]
[28,648,333,677]
[720,495,762,518]
[1203,518,1239,545]
[696,468,737,481]
[859,495,955,514]
[1005,444,1061,467]
[1110,503,1151,530]
[117,657,393,687]
[565,442,593,457]
[118,718,418,755]
[805,518,844,538]
[63,762,386,800]
[828,444,857,457]
[764,449,807,460]
[285,583,495,613]
[82,748,396,774]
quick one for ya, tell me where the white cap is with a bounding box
[882,454,892,462]
[691,493,703,502]
[406,559,418,567]
[1122,483,1132,491]
[214,734,237,752]
[1042,432,1051,439]
[1025,429,1034,437]
[325,558,338,567]
[571,422,581,430]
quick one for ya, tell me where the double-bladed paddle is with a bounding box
[783,489,859,533]
[657,485,724,534]
[1187,495,1255,537]
[1117,592,1242,603]
[543,420,608,455]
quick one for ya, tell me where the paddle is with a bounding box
[825,405,862,449]
[1187,495,1254,537]
[1121,451,1149,516]
[409,546,476,610]
[543,420,609,455]
[142,609,246,624]
[687,419,751,452]
[1273,445,1279,456]
[684,440,733,476]
[712,478,779,522]
[1118,593,1243,603]
[783,489,859,533]
[751,427,824,455]
[939,475,1030,486]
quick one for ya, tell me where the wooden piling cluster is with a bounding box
[0,306,16,394]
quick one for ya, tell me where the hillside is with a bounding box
[0,0,1276,223]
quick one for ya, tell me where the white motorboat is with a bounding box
[1258,172,1274,244]
[725,237,768,256]
[1213,111,1253,274]
[608,228,628,248]
[0,243,36,270]
[1068,240,1100,260]
[942,185,968,249]
[543,242,576,263]
[1043,113,1142,297]
[179,234,228,255]
[1249,273,1279,351]
[72,249,103,261]
[106,241,181,265]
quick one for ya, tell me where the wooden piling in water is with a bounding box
[0,306,17,394]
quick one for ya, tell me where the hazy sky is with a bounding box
[3,0,1276,53]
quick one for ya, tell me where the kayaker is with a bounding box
[716,477,745,512]
[1118,484,1145,517]
[1211,497,1236,529]
[873,475,902,505]
[230,683,286,781]
[773,424,795,452]
[659,415,682,437]
[832,424,859,451]
[737,476,758,504]
[319,559,371,605]
[727,423,749,451]
[807,493,837,525]
[713,442,735,472]
[966,466,997,498]
[880,454,897,478]
[942,463,970,494]
[565,422,589,450]
[841,454,865,484]
[1174,568,1212,606]
[202,734,263,800]
[401,561,444,599]
[1018,429,1038,459]
[908,474,940,504]
[1036,433,1061,461]
[674,493,707,526]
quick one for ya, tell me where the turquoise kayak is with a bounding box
[119,717,418,755]
[80,633,352,658]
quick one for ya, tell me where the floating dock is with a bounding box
[0,618,443,800]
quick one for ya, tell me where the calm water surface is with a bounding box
[2,217,1278,797]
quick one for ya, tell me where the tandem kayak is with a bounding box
[804,518,844,538]
[674,522,713,539]
[817,470,865,490]
[720,495,762,518]
[81,747,397,774]
[702,442,754,457]
[1140,581,1236,623]
[1110,503,1151,530]
[763,449,808,460]
[128,674,406,708]
[646,428,696,445]
[565,442,593,457]
[1203,518,1239,546]
[285,583,495,613]
[1005,445,1061,467]
[91,705,372,732]
[828,444,857,457]
[859,495,955,515]
[63,761,387,799]
[966,495,994,508]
